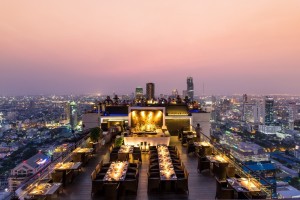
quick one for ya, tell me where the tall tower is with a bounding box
[288,102,296,130]
[135,87,143,100]
[253,102,261,124]
[264,96,274,125]
[69,101,78,130]
[0,112,3,128]
[242,94,248,121]
[146,83,155,101]
[242,94,248,103]
[187,77,194,101]
[172,89,178,97]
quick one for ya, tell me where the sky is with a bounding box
[1,0,300,96]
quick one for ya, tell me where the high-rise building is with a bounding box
[69,101,78,130]
[253,102,261,124]
[264,96,274,125]
[242,94,248,103]
[146,83,155,100]
[135,87,143,100]
[172,89,178,97]
[288,102,296,130]
[187,77,194,100]
[0,112,3,127]
[242,94,248,121]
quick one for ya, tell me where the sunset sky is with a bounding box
[1,1,300,95]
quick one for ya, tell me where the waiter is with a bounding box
[195,123,202,142]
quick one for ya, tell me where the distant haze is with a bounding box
[1,1,300,95]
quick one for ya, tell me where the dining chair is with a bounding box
[71,154,81,163]
[226,165,236,178]
[110,153,118,162]
[91,171,104,197]
[51,171,63,183]
[104,182,120,200]
[215,177,234,199]
[147,172,161,194]
[197,154,210,173]
[118,153,129,161]
[176,170,189,195]
[122,178,138,194]
[102,162,111,167]
[149,146,157,150]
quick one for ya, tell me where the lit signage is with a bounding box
[36,158,47,165]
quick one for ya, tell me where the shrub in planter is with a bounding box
[114,136,124,147]
[90,127,101,143]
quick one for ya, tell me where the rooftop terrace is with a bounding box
[59,136,216,200]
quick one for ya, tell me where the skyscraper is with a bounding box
[172,89,178,97]
[253,102,261,124]
[146,82,155,100]
[288,102,296,130]
[135,87,143,100]
[264,96,274,125]
[242,94,248,121]
[69,101,78,130]
[187,77,194,100]
[242,94,248,103]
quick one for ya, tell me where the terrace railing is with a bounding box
[203,132,275,199]
[6,130,91,200]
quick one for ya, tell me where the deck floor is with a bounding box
[60,136,216,200]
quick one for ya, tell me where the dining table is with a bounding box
[72,147,93,164]
[103,161,129,181]
[54,162,82,185]
[118,145,134,154]
[157,145,177,181]
[227,177,261,198]
[28,183,62,199]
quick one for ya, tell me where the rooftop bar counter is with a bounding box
[123,129,170,146]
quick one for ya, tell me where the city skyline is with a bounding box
[1,1,300,95]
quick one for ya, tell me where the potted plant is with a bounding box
[89,127,103,151]
[114,136,124,147]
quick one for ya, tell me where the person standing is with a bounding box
[195,123,202,142]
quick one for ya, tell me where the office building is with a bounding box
[146,83,155,101]
[135,87,143,100]
[187,77,194,100]
[69,101,78,130]
[9,153,50,192]
[264,96,274,125]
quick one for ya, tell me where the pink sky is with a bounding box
[1,0,300,95]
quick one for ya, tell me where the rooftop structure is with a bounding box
[277,181,300,199]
